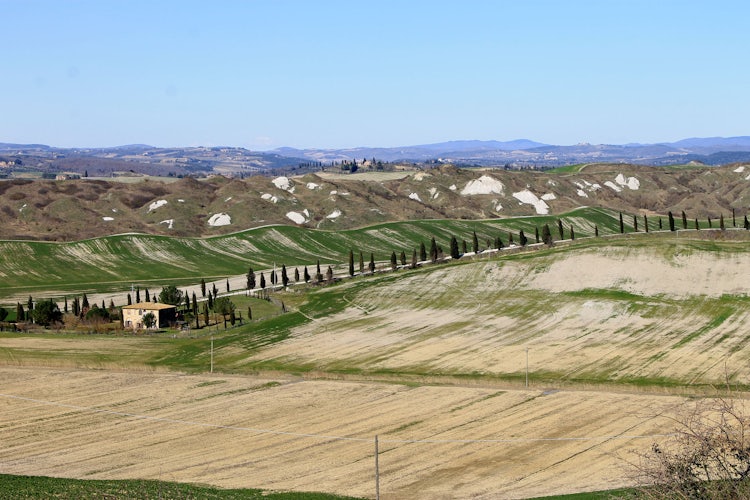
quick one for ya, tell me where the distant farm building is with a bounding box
[122,303,176,330]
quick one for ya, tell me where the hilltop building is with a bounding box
[122,302,176,330]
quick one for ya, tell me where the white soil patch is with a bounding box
[286,211,308,224]
[734,166,746,173]
[306,182,320,190]
[604,181,622,192]
[512,189,550,215]
[207,213,231,226]
[408,192,422,202]
[160,219,174,229]
[615,173,640,190]
[102,217,114,221]
[428,187,438,199]
[272,176,294,192]
[449,184,457,191]
[147,200,168,212]
[0,367,683,499]
[261,193,279,203]
[541,192,557,201]
[326,209,342,219]
[576,189,589,198]
[460,175,504,196]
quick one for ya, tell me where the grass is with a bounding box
[0,474,363,499]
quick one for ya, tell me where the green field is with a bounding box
[0,207,649,301]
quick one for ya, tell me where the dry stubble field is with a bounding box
[0,367,683,499]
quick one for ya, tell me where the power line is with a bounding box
[0,392,675,445]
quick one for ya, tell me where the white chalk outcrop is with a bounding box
[460,175,504,195]
[208,213,231,226]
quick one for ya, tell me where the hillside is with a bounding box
[2,163,750,241]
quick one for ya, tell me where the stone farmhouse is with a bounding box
[122,302,176,330]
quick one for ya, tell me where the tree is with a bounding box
[681,210,688,230]
[304,266,310,283]
[192,292,198,315]
[570,225,575,240]
[27,296,34,316]
[430,237,438,262]
[519,230,528,246]
[202,303,209,327]
[400,251,406,266]
[207,293,213,310]
[212,283,218,298]
[708,217,713,228]
[390,251,397,270]
[281,264,289,287]
[542,224,553,245]
[450,236,460,259]
[127,293,132,305]
[32,300,62,326]
[64,296,68,313]
[472,231,479,254]
[326,265,334,282]
[508,232,514,245]
[247,305,252,320]
[184,293,191,313]
[659,218,663,230]
[72,297,80,317]
[158,285,183,306]
[260,272,266,289]
[535,227,540,244]
[419,242,427,262]
[634,397,750,499]
[142,312,156,329]
[619,213,625,234]
[214,297,235,328]
[349,249,355,276]
[496,235,504,250]
[369,253,376,273]
[595,225,599,237]
[359,251,364,274]
[270,270,277,285]
[411,249,417,268]
[559,219,565,240]
[0,307,7,322]
[745,215,749,230]
[668,211,675,231]
[15,303,24,322]
[294,268,300,282]
[644,214,649,233]
[145,289,150,302]
[82,293,89,311]
[733,208,736,227]
[200,278,206,297]
[720,213,726,231]
[695,218,700,230]
[226,278,230,293]
[633,215,638,232]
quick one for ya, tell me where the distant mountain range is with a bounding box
[2,136,750,176]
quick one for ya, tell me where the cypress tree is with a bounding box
[136,286,141,303]
[326,266,334,282]
[695,218,700,230]
[681,210,688,230]
[644,214,649,233]
[619,213,624,233]
[542,224,552,245]
[369,253,376,273]
[708,217,713,228]
[472,231,479,253]
[411,249,417,268]
[247,305,252,320]
[127,293,132,305]
[64,296,68,313]
[595,225,599,237]
[400,251,406,266]
[391,251,397,270]
[720,214,726,230]
[668,211,675,231]
[419,242,427,262]
[633,215,638,232]
[294,268,300,282]
[281,264,289,287]
[16,303,24,322]
[82,293,89,310]
[558,219,565,240]
[497,234,504,249]
[208,293,213,310]
[192,292,197,316]
[745,215,749,230]
[508,232,514,245]
[260,273,266,289]
[462,240,468,254]
[212,283,217,298]
[304,266,311,282]
[535,227,540,244]
[185,293,190,312]
[203,303,209,326]
[733,208,736,227]
[359,251,364,274]
[519,230,528,246]
[659,218,663,230]
[430,237,438,262]
[200,279,206,297]
[349,250,355,276]
[450,236,460,259]
[316,260,321,280]
[247,268,256,290]
[570,225,575,240]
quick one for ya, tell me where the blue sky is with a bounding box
[3,0,748,149]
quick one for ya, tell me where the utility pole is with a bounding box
[375,435,380,500]
[525,347,529,388]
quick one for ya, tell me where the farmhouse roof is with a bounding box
[122,302,176,310]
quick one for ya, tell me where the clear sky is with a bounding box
[3,0,748,150]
